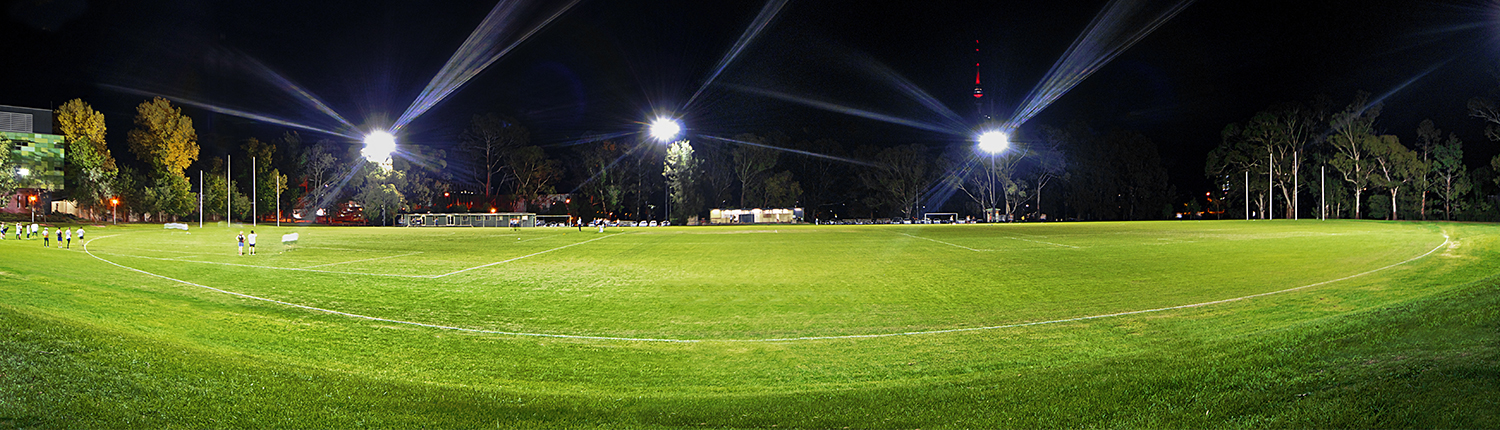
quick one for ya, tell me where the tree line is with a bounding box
[6,97,1190,224]
[1206,91,1500,221]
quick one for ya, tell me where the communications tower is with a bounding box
[972,39,991,123]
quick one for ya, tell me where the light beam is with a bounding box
[1005,0,1195,131]
[701,134,881,168]
[101,84,361,139]
[726,84,960,135]
[393,0,581,131]
[683,0,790,110]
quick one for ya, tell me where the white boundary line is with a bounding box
[88,250,432,279]
[1005,236,1080,248]
[431,232,627,278]
[81,231,1450,343]
[88,232,624,279]
[302,252,425,269]
[897,233,992,252]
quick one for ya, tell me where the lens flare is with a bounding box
[362,131,397,162]
[726,84,960,135]
[684,0,791,110]
[236,52,355,129]
[101,84,361,139]
[649,117,682,142]
[701,134,880,168]
[1005,0,1194,131]
[977,131,1009,154]
[394,0,581,131]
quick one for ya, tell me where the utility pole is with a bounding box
[1268,151,1273,220]
[252,156,257,228]
[276,174,282,227]
[227,154,232,225]
[199,170,204,228]
[1245,171,1249,221]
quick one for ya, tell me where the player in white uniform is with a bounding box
[248,230,257,255]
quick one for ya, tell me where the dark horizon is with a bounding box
[4,0,1498,204]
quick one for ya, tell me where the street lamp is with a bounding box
[649,116,683,223]
[977,130,1009,222]
[111,197,119,225]
[28,194,37,224]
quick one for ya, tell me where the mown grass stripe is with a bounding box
[79,229,1450,343]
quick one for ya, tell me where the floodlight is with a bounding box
[362,131,397,162]
[17,168,29,177]
[649,117,682,142]
[977,131,1009,154]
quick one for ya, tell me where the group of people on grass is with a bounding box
[236,230,257,255]
[2,221,82,249]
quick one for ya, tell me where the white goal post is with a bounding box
[923,213,959,221]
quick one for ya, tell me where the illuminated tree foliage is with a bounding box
[663,140,700,223]
[128,97,199,176]
[127,97,199,220]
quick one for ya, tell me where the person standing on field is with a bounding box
[64,228,71,249]
[76,227,84,242]
[248,230,257,255]
[56,228,62,246]
[237,231,246,256]
[42,227,49,247]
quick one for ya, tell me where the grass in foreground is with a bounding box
[0,220,1497,428]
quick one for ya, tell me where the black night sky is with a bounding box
[3,0,1497,198]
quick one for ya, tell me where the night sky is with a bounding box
[4,0,1497,196]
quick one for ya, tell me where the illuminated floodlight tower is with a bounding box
[362,130,397,168]
[649,116,683,222]
[977,130,1010,222]
[649,116,682,143]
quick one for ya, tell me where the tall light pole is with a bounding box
[111,198,119,225]
[19,168,33,223]
[252,156,257,228]
[227,154,232,224]
[277,174,282,227]
[199,170,204,228]
[977,130,1009,222]
[650,116,682,223]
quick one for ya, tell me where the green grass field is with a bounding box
[2,220,1497,428]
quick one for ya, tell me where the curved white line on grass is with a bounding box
[83,234,693,343]
[88,250,432,279]
[1005,236,1080,248]
[302,252,425,269]
[897,233,992,252]
[89,232,625,279]
[431,232,627,278]
[83,231,1450,343]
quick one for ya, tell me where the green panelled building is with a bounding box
[1,105,65,191]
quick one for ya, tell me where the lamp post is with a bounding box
[650,116,683,223]
[111,198,119,225]
[977,131,1010,222]
[19,168,33,223]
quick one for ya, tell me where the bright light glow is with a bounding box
[977,131,1010,154]
[362,131,397,162]
[17,168,29,177]
[649,117,682,142]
